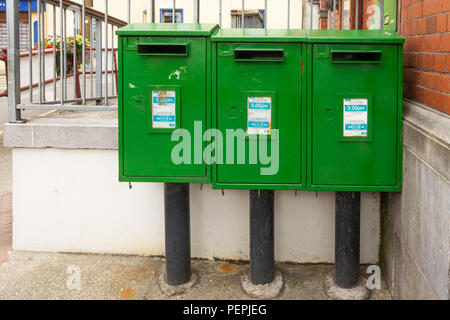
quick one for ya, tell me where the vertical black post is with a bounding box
[164,183,191,286]
[335,191,361,288]
[250,190,275,285]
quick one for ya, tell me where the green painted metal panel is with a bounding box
[117,24,218,183]
[308,40,403,191]
[213,31,306,190]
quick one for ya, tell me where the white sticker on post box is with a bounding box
[152,90,176,129]
[247,97,271,135]
[343,98,368,137]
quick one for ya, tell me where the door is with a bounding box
[216,42,303,187]
[122,36,208,181]
[311,44,399,187]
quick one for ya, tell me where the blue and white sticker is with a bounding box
[343,98,368,137]
[247,97,271,135]
[152,90,176,129]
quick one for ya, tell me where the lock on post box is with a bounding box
[117,23,219,183]
[211,29,307,190]
[307,30,405,191]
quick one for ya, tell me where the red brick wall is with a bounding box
[319,1,343,30]
[401,0,450,114]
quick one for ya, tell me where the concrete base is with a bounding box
[157,271,198,297]
[241,270,284,299]
[324,273,370,300]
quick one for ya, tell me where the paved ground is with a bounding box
[0,251,392,300]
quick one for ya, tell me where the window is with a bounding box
[160,9,183,23]
[231,10,265,28]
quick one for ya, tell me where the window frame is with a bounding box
[160,8,184,23]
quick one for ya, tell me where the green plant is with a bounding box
[44,34,90,55]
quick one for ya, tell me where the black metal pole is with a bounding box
[250,190,275,285]
[335,191,361,288]
[164,183,191,286]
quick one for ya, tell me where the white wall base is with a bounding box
[13,148,380,263]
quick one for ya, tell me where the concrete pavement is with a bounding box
[0,251,392,300]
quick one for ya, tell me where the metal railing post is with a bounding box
[111,25,115,95]
[82,0,86,104]
[333,0,336,30]
[310,0,313,30]
[127,0,130,24]
[73,8,77,99]
[287,0,290,29]
[41,0,45,102]
[379,0,384,30]
[264,0,267,29]
[53,4,57,101]
[28,0,33,103]
[63,8,67,99]
[173,0,176,23]
[219,0,222,26]
[355,0,359,29]
[6,0,22,122]
[194,0,199,23]
[38,0,42,103]
[104,0,108,106]
[95,19,103,104]
[241,0,244,28]
[150,0,155,23]
[60,0,64,104]
[90,18,94,99]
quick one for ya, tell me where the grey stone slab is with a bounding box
[3,124,33,148]
[3,111,118,150]
[396,150,450,299]
[403,100,450,181]
[393,231,438,300]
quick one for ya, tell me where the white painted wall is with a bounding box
[13,148,380,263]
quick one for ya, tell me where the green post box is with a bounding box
[212,29,307,190]
[117,23,218,183]
[306,30,404,191]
